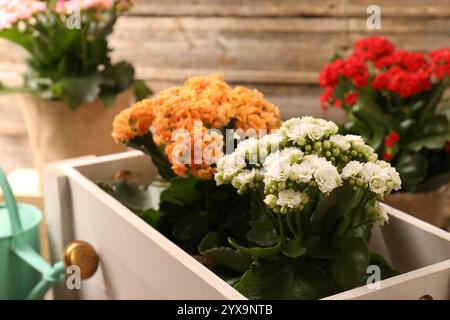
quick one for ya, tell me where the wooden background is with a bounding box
[1,0,450,173]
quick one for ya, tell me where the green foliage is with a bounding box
[330,237,370,291]
[199,232,252,273]
[98,179,162,228]
[235,259,335,300]
[127,132,176,181]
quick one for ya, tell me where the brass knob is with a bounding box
[64,240,99,280]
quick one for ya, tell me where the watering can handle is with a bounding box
[0,167,22,235]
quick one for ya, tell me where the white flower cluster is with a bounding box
[367,202,389,226]
[329,134,378,164]
[341,160,401,199]
[215,116,402,215]
[215,134,281,194]
[280,117,339,145]
[263,151,342,213]
[279,118,377,166]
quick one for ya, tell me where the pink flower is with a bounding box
[0,0,46,30]
[56,0,114,14]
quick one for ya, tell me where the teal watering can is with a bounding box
[0,168,98,300]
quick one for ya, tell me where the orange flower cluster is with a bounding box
[112,74,281,179]
[166,127,224,180]
[112,98,155,143]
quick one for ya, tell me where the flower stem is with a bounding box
[278,213,286,244]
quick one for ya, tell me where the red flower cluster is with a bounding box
[429,48,450,80]
[319,37,450,109]
[383,131,400,161]
[384,131,400,148]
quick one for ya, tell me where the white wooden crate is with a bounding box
[44,151,450,300]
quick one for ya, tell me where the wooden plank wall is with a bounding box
[1,0,449,172]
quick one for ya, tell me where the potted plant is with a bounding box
[102,75,402,299]
[107,74,282,258]
[319,37,450,227]
[0,0,151,172]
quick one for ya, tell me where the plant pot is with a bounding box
[384,183,450,230]
[43,151,450,300]
[18,90,131,174]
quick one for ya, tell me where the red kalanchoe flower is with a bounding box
[353,37,395,62]
[342,55,369,87]
[383,151,394,161]
[319,59,345,87]
[384,131,400,148]
[345,92,358,106]
[320,86,334,109]
[333,99,342,108]
[429,48,450,80]
[376,50,429,72]
[374,66,432,98]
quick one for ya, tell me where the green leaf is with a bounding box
[228,237,281,260]
[369,252,400,280]
[235,259,335,300]
[408,132,450,151]
[0,28,34,51]
[421,115,449,136]
[396,152,428,192]
[160,176,201,205]
[133,79,153,100]
[52,73,102,110]
[102,61,135,92]
[354,93,396,129]
[134,208,163,228]
[306,241,340,259]
[418,80,449,125]
[247,221,278,247]
[127,132,176,181]
[98,179,152,211]
[331,237,370,291]
[173,211,209,241]
[398,119,417,136]
[198,232,252,272]
[281,238,307,258]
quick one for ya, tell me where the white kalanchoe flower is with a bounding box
[368,202,389,226]
[231,168,259,194]
[280,116,338,145]
[264,194,278,207]
[330,134,352,152]
[302,155,342,194]
[314,166,342,194]
[376,160,402,191]
[340,160,401,198]
[215,152,246,185]
[258,133,282,155]
[272,189,309,213]
[235,137,260,164]
[341,161,364,179]
[290,161,315,184]
[263,148,303,184]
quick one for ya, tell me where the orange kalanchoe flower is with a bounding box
[165,127,224,180]
[112,98,155,143]
[229,86,281,131]
[151,74,233,145]
[112,74,281,179]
